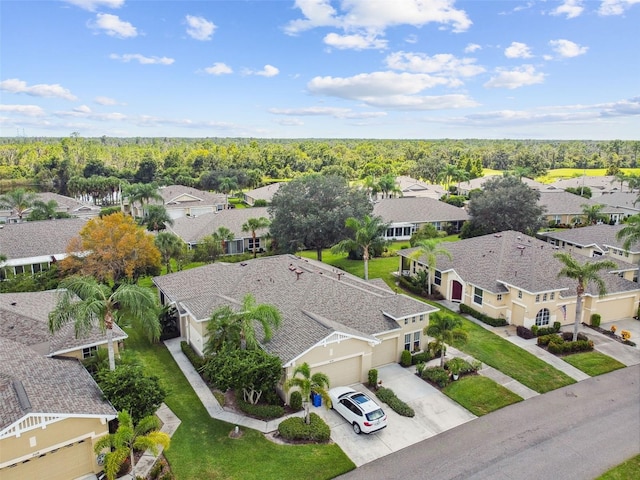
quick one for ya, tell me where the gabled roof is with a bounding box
[594,192,640,212]
[0,290,127,357]
[550,175,624,192]
[153,255,436,364]
[399,230,640,297]
[458,175,547,192]
[540,224,640,254]
[395,176,446,198]
[0,337,116,433]
[244,183,284,203]
[166,207,270,244]
[538,191,627,216]
[156,185,226,207]
[373,197,469,224]
[0,217,87,261]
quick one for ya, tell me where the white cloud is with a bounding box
[0,104,46,117]
[95,96,119,105]
[73,105,92,113]
[244,65,280,77]
[599,0,640,15]
[504,42,533,59]
[55,109,127,121]
[551,0,584,18]
[0,78,77,100]
[269,106,386,119]
[484,65,546,89]
[109,53,174,65]
[385,51,485,77]
[599,97,640,116]
[65,0,124,11]
[185,15,216,41]
[405,34,418,44]
[204,62,233,75]
[464,43,481,53]
[549,39,588,58]
[324,32,387,50]
[89,13,137,38]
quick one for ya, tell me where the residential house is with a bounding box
[550,175,626,197]
[398,230,640,328]
[167,207,271,254]
[372,197,469,240]
[457,175,549,196]
[592,192,640,217]
[395,176,446,200]
[0,218,87,277]
[153,254,437,390]
[124,185,227,219]
[0,290,122,480]
[538,191,627,226]
[243,182,284,206]
[0,192,100,224]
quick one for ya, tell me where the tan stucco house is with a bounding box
[538,191,627,226]
[153,254,437,391]
[398,230,640,329]
[123,184,227,219]
[243,182,284,206]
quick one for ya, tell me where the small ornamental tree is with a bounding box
[284,362,331,424]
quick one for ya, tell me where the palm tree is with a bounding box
[49,276,160,371]
[204,305,242,355]
[242,216,271,258]
[214,226,234,254]
[377,174,402,198]
[94,410,170,480]
[617,215,640,283]
[218,176,238,206]
[363,175,380,201]
[143,204,174,232]
[284,362,331,425]
[28,199,59,220]
[424,312,468,367]
[0,188,37,221]
[581,203,608,225]
[155,232,184,273]
[331,215,389,281]
[410,239,452,296]
[438,164,459,191]
[509,166,532,180]
[126,183,162,217]
[554,252,617,341]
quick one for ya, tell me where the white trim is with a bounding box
[283,331,380,368]
[0,413,115,440]
[46,334,128,357]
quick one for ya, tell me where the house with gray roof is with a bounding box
[243,182,284,206]
[0,192,100,224]
[0,218,87,277]
[372,197,469,240]
[167,206,270,254]
[592,191,640,217]
[395,176,446,199]
[123,184,227,220]
[398,230,640,328]
[549,175,625,197]
[153,254,437,390]
[538,191,627,226]
[457,175,550,196]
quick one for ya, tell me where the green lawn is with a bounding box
[125,329,355,480]
[442,376,523,416]
[562,351,626,376]
[596,454,640,480]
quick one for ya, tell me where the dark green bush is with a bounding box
[400,349,412,367]
[459,303,507,327]
[289,391,303,411]
[590,314,601,327]
[445,357,475,375]
[553,321,562,331]
[236,392,285,420]
[421,366,450,388]
[428,341,444,358]
[398,275,424,296]
[537,334,562,346]
[411,350,432,365]
[531,325,539,336]
[278,413,330,442]
[368,369,378,388]
[253,199,268,207]
[516,325,535,339]
[181,341,205,371]
[375,387,415,417]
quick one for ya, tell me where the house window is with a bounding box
[403,227,412,236]
[412,316,416,323]
[419,314,425,322]
[518,290,522,299]
[535,308,550,326]
[553,215,561,225]
[550,292,555,300]
[395,227,403,237]
[496,294,502,301]
[543,293,548,302]
[413,331,421,351]
[434,270,442,286]
[248,238,260,250]
[404,333,412,351]
[82,346,98,359]
[473,287,483,305]
[404,318,408,325]
[535,294,540,303]
[386,228,394,238]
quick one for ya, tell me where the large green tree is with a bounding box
[154,232,184,273]
[242,216,271,258]
[617,214,640,283]
[284,362,331,424]
[424,312,468,367]
[268,174,372,261]
[125,183,162,216]
[214,226,234,254]
[410,239,452,296]
[554,252,617,341]
[143,204,174,232]
[48,276,160,370]
[0,188,36,221]
[462,175,546,238]
[581,203,608,225]
[331,215,389,280]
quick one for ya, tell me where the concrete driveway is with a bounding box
[312,363,476,467]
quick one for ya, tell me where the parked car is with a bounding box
[328,386,387,434]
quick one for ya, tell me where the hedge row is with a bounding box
[181,341,205,371]
[459,304,508,327]
[235,391,285,420]
[277,413,331,442]
[375,387,415,417]
[537,333,594,354]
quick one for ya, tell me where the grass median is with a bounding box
[442,376,523,416]
[561,351,626,377]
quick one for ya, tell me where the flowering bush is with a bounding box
[610,325,617,334]
[621,330,632,341]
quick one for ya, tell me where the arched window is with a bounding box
[535,308,550,326]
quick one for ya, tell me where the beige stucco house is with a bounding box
[398,230,640,329]
[0,290,122,480]
[123,185,227,220]
[243,182,284,206]
[153,254,437,391]
[538,191,627,226]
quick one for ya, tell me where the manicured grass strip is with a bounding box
[442,376,523,416]
[125,328,355,480]
[562,351,626,377]
[596,454,640,480]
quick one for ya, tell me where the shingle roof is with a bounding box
[0,337,116,431]
[458,175,547,191]
[156,185,226,207]
[373,197,469,223]
[244,183,284,203]
[540,224,640,253]
[550,175,623,192]
[398,230,640,297]
[594,192,640,212]
[0,290,127,356]
[167,207,270,244]
[396,176,446,198]
[538,191,627,216]
[0,218,87,260]
[32,192,100,215]
[153,255,436,364]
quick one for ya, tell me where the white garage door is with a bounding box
[371,338,398,367]
[313,356,362,387]
[2,439,94,480]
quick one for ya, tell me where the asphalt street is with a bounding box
[338,365,640,480]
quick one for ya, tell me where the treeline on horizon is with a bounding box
[1,136,639,201]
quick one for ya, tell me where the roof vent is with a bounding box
[295,269,303,280]
[10,302,17,306]
[240,262,248,266]
[494,234,502,238]
[12,380,31,412]
[337,272,343,280]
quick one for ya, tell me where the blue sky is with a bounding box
[1,0,639,139]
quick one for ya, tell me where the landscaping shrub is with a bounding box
[398,275,424,296]
[368,369,378,388]
[531,325,539,336]
[553,321,562,331]
[400,349,412,367]
[428,341,444,358]
[253,199,268,207]
[516,325,535,340]
[590,314,601,327]
[445,357,476,375]
[561,332,588,342]
[421,366,450,388]
[289,391,303,412]
[459,303,508,327]
[537,334,562,346]
[236,392,285,420]
[181,341,205,371]
[416,361,426,377]
[278,413,331,442]
[411,350,432,365]
[375,387,415,417]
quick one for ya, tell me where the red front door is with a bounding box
[452,281,463,302]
